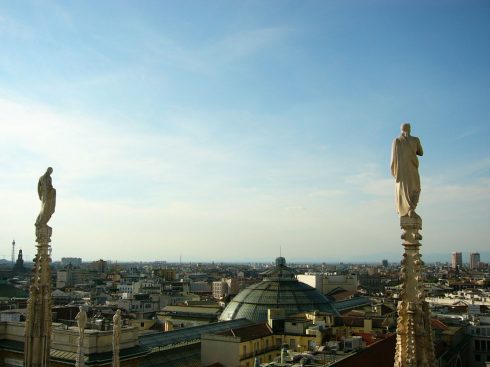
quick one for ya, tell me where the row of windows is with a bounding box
[130,303,153,309]
[475,339,490,352]
[470,327,490,336]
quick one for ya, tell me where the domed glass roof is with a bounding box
[219,257,338,322]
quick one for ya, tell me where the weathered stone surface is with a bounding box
[25,168,56,367]
[392,129,436,367]
[391,123,423,218]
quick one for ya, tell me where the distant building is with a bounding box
[469,252,480,269]
[297,273,358,294]
[451,252,462,269]
[382,259,389,268]
[190,281,211,294]
[90,259,107,273]
[358,273,383,293]
[212,278,240,300]
[212,280,228,299]
[155,268,176,281]
[60,257,82,267]
[12,250,27,275]
[157,304,221,328]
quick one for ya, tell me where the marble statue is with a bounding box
[35,167,56,228]
[391,123,423,218]
[112,309,122,367]
[75,306,87,340]
[113,309,121,338]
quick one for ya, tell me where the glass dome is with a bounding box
[219,257,338,322]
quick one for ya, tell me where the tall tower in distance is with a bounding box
[451,252,462,269]
[469,252,480,269]
[11,240,15,265]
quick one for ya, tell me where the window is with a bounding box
[242,345,247,356]
[475,354,480,362]
[140,322,145,327]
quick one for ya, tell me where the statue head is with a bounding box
[46,167,53,175]
[400,123,411,136]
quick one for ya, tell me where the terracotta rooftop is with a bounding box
[430,318,449,331]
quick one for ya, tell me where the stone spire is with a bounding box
[24,167,56,367]
[394,217,436,367]
[391,126,436,367]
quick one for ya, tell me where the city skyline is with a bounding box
[0,1,489,262]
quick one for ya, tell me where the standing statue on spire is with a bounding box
[391,123,423,218]
[35,167,56,228]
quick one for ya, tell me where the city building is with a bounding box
[212,278,240,300]
[201,323,277,367]
[0,321,149,366]
[60,257,82,267]
[467,323,490,366]
[452,252,463,269]
[470,252,481,269]
[297,273,358,294]
[157,304,221,328]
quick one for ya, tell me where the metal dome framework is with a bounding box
[220,257,339,322]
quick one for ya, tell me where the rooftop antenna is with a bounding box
[280,245,282,258]
[11,240,15,265]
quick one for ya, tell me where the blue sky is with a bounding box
[0,0,489,263]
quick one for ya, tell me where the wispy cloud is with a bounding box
[125,25,292,73]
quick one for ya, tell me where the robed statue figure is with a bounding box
[391,123,423,218]
[35,167,56,228]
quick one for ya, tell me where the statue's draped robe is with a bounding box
[35,173,56,227]
[391,135,423,216]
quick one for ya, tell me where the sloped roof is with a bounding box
[217,323,273,342]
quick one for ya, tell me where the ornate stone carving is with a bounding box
[112,309,122,367]
[75,306,87,367]
[25,168,56,367]
[392,128,436,367]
